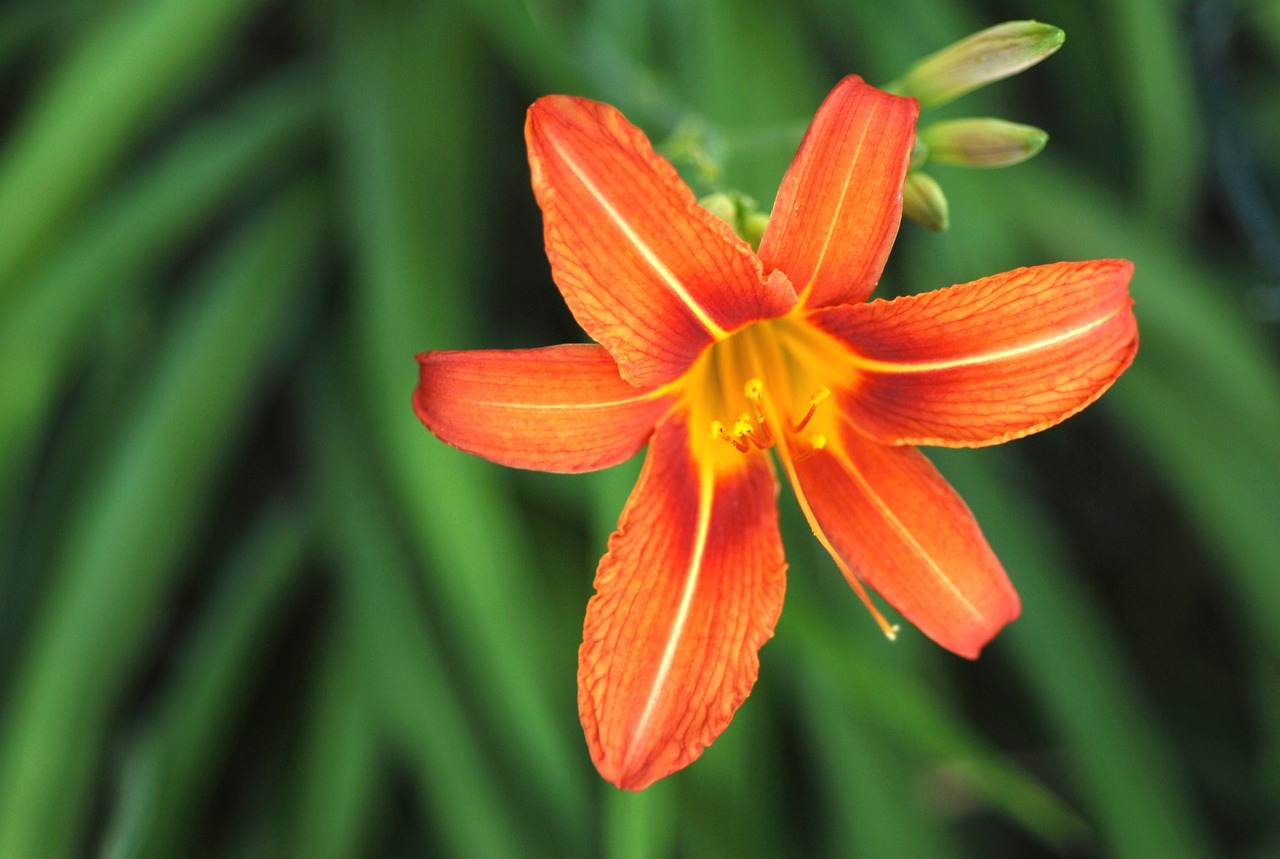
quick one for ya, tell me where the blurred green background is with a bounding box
[1,0,1278,856]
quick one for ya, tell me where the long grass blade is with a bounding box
[287,610,380,859]
[0,186,322,857]
[99,501,311,859]
[0,71,319,491]
[0,0,266,298]
[939,449,1216,859]
[305,377,529,859]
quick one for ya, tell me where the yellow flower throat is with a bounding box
[679,310,855,474]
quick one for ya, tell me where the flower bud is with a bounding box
[699,192,738,226]
[699,191,770,248]
[890,21,1065,107]
[909,136,929,170]
[902,171,949,231]
[919,118,1048,167]
[741,211,770,250]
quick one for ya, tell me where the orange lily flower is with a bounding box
[414,76,1137,790]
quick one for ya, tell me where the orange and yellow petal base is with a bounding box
[414,344,673,473]
[579,415,786,790]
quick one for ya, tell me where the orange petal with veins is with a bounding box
[812,259,1137,447]
[579,415,786,789]
[527,96,796,387]
[786,422,1019,658]
[414,344,673,473]
[757,76,917,309]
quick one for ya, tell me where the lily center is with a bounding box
[681,311,855,472]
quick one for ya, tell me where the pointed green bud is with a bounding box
[902,171,949,231]
[889,21,1065,108]
[919,118,1048,167]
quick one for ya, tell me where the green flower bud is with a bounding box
[919,118,1048,167]
[902,171,949,231]
[699,192,738,226]
[889,21,1065,108]
[698,191,770,248]
[741,211,770,250]
[909,136,929,171]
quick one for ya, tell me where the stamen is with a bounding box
[791,386,830,433]
[711,421,752,452]
[791,433,826,463]
[712,378,800,455]
[842,564,901,641]
[723,415,758,449]
[742,379,773,444]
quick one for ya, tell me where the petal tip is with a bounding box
[952,589,1021,660]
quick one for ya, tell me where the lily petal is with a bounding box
[812,260,1138,447]
[757,76,918,309]
[785,423,1019,658]
[527,96,796,387]
[580,414,786,790]
[414,344,673,473]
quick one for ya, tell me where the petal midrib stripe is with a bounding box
[547,133,729,340]
[848,306,1123,375]
[470,389,666,410]
[798,103,875,304]
[829,429,987,626]
[624,462,715,768]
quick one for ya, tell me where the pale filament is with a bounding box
[790,387,830,433]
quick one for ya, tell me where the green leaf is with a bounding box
[305,377,530,859]
[99,502,311,859]
[0,185,322,857]
[784,594,1089,852]
[937,449,1216,859]
[0,0,267,298]
[0,71,319,492]
[791,656,961,859]
[288,617,380,859]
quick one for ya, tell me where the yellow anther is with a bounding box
[712,420,751,452]
[791,433,827,463]
[739,380,773,444]
[710,377,790,454]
